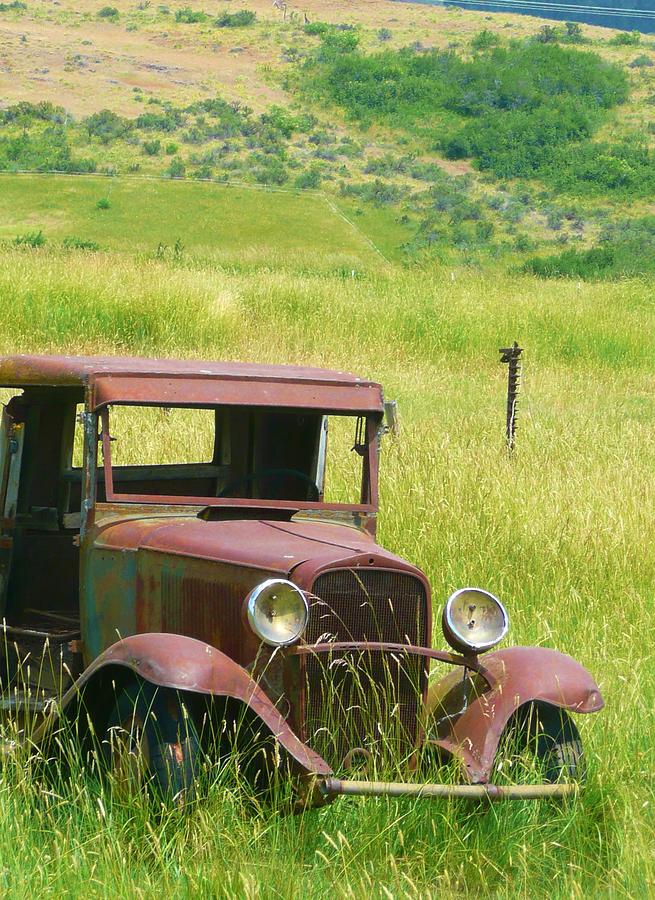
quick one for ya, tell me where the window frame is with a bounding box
[97,404,380,513]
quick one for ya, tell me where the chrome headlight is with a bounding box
[442,587,509,655]
[246,579,309,647]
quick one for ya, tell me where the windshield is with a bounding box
[98,404,377,510]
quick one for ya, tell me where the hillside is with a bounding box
[1,0,654,269]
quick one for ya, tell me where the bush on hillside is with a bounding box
[309,41,629,192]
[62,236,100,251]
[629,55,654,68]
[135,109,185,132]
[98,6,119,18]
[564,22,584,43]
[13,230,45,247]
[609,30,640,46]
[166,156,186,178]
[85,109,132,143]
[294,164,322,189]
[304,22,329,36]
[0,129,96,173]
[522,216,655,279]
[0,101,66,125]
[471,30,500,51]
[249,153,287,185]
[215,10,255,27]
[175,7,207,24]
[550,138,655,196]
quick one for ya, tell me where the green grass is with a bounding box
[0,245,654,896]
[0,174,380,265]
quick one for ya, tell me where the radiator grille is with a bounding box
[303,568,429,765]
[160,572,242,658]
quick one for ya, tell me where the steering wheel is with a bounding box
[218,468,320,501]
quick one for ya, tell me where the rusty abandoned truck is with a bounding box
[0,355,603,803]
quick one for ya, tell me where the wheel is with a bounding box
[105,680,200,801]
[495,701,585,784]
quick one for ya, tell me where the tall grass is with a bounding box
[0,246,654,896]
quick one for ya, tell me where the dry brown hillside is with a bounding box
[0,0,625,116]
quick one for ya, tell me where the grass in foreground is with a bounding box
[0,247,654,897]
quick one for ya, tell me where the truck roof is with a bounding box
[0,355,384,413]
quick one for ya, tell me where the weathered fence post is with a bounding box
[499,342,523,451]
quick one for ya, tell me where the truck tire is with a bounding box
[105,680,200,802]
[497,700,585,784]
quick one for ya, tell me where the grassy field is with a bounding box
[0,174,384,263]
[0,244,654,897]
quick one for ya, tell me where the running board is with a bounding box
[321,778,578,801]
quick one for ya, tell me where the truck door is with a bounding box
[0,405,25,614]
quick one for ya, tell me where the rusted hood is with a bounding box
[94,516,417,580]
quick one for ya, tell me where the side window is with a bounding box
[71,403,86,470]
[322,416,367,505]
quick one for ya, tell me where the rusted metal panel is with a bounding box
[92,375,383,414]
[0,357,384,415]
[37,632,333,778]
[95,517,401,577]
[81,547,138,662]
[430,646,603,783]
[136,550,274,666]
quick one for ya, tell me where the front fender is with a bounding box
[43,632,332,778]
[430,646,603,783]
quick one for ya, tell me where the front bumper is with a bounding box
[321,777,578,801]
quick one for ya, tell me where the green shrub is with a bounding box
[304,22,329,36]
[310,41,628,190]
[0,129,96,173]
[98,5,119,18]
[317,28,359,59]
[215,10,255,27]
[250,154,287,185]
[62,236,100,251]
[609,30,640,47]
[471,30,499,51]
[13,229,45,247]
[175,7,207,23]
[629,55,654,69]
[165,142,178,154]
[0,1,28,10]
[135,109,185,132]
[96,197,111,210]
[340,178,405,205]
[294,165,322,189]
[0,101,65,125]
[377,28,392,43]
[550,139,655,196]
[535,25,560,44]
[259,106,302,139]
[522,216,655,279]
[142,139,161,156]
[166,156,186,178]
[85,109,132,143]
[563,22,584,44]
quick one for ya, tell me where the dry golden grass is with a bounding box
[0,0,638,117]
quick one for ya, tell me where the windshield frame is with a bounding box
[97,404,380,513]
